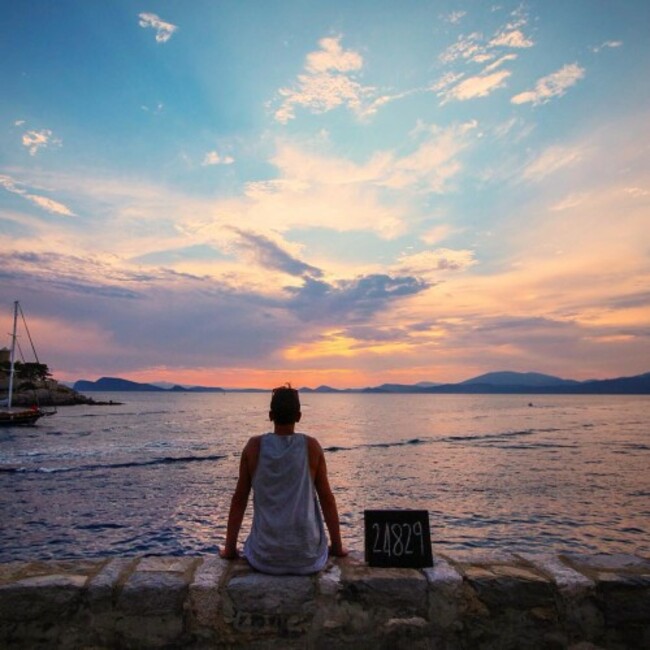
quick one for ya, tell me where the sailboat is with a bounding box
[0,301,55,426]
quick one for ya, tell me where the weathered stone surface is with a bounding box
[0,552,648,649]
[340,565,428,616]
[424,555,464,630]
[118,569,188,616]
[226,571,316,616]
[138,555,198,574]
[187,555,228,629]
[222,571,317,639]
[563,552,650,574]
[86,557,137,606]
[464,562,555,610]
[520,553,595,595]
[0,573,87,621]
[443,549,517,565]
[319,562,342,596]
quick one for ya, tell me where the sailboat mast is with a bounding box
[7,301,18,410]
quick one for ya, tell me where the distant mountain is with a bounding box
[460,371,578,387]
[73,371,650,395]
[169,384,225,393]
[74,377,223,392]
[572,372,650,394]
[74,377,164,392]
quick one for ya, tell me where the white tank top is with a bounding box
[243,433,328,575]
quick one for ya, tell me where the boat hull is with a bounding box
[0,409,44,426]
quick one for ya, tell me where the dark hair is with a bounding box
[270,384,301,425]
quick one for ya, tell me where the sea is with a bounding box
[0,392,648,563]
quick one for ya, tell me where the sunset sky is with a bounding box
[1,1,649,388]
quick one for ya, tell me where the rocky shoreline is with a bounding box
[7,385,121,407]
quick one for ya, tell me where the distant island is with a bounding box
[73,371,650,395]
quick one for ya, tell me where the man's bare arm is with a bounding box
[220,438,255,558]
[311,438,348,556]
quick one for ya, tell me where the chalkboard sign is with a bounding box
[364,510,433,568]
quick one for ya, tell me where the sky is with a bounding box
[1,1,649,388]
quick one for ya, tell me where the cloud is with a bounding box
[0,175,75,216]
[522,145,584,181]
[382,120,478,192]
[14,120,25,126]
[440,70,511,103]
[288,274,429,322]
[230,228,323,278]
[21,129,61,156]
[395,249,477,278]
[443,11,467,24]
[439,32,489,65]
[138,13,178,43]
[483,53,518,72]
[591,40,623,53]
[420,224,454,245]
[489,29,534,49]
[202,151,235,166]
[141,103,164,114]
[275,36,374,123]
[511,63,585,105]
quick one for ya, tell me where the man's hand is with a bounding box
[329,544,349,557]
[219,546,240,560]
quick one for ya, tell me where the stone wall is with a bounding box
[0,551,648,649]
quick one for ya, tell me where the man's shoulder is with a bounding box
[244,435,263,451]
[303,434,323,452]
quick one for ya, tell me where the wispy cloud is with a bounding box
[202,151,234,166]
[489,28,533,49]
[443,11,467,25]
[522,145,584,181]
[395,249,477,278]
[440,69,511,103]
[230,228,322,278]
[591,40,623,53]
[138,13,178,43]
[511,63,585,105]
[21,129,61,156]
[275,36,373,123]
[0,175,75,216]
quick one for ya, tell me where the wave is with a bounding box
[0,453,226,475]
[323,428,566,454]
[325,437,428,453]
[442,428,561,444]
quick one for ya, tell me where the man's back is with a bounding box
[243,433,328,575]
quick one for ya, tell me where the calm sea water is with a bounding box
[0,393,648,562]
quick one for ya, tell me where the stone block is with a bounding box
[0,573,87,622]
[519,553,595,596]
[464,563,555,611]
[443,549,517,566]
[340,565,428,616]
[424,556,464,630]
[138,555,198,574]
[86,557,137,607]
[187,555,228,629]
[563,552,650,574]
[117,569,189,616]
[596,572,650,626]
[224,571,317,639]
[226,572,316,616]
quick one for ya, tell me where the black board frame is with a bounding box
[364,509,433,568]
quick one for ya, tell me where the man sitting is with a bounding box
[220,384,347,574]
